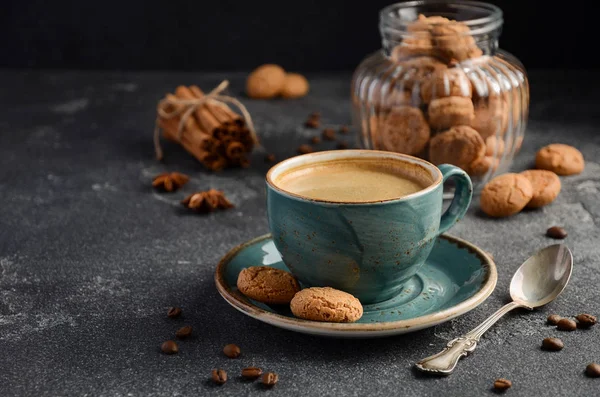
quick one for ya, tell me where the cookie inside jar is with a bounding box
[352,1,529,190]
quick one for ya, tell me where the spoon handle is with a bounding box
[415,301,526,375]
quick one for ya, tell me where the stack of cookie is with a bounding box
[363,14,526,180]
[480,144,584,218]
[237,266,363,323]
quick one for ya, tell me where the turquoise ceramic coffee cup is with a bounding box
[266,150,472,304]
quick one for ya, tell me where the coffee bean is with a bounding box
[546,226,567,239]
[322,128,336,141]
[310,136,321,144]
[493,378,512,391]
[586,363,600,378]
[262,372,278,386]
[241,367,263,380]
[305,117,320,129]
[339,125,349,134]
[160,340,178,354]
[212,369,227,385]
[175,325,192,339]
[167,307,182,318]
[556,318,577,331]
[541,337,564,351]
[297,144,314,154]
[336,141,349,149]
[576,313,597,328]
[264,154,276,163]
[223,343,241,358]
[547,314,561,325]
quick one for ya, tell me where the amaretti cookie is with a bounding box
[429,125,485,170]
[535,144,585,175]
[480,173,533,217]
[428,96,475,130]
[281,73,309,99]
[380,106,430,155]
[246,64,286,99]
[420,67,472,104]
[237,266,301,304]
[290,287,363,323]
[520,170,561,208]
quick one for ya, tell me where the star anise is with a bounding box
[181,189,234,213]
[152,172,189,192]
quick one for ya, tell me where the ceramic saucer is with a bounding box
[215,234,497,338]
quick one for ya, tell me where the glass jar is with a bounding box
[351,0,529,191]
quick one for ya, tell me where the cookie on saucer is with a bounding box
[290,287,363,323]
[237,266,300,304]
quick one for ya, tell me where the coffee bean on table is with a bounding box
[167,307,182,318]
[556,318,577,331]
[161,340,179,354]
[262,372,279,386]
[541,337,564,351]
[175,325,193,339]
[337,141,349,149]
[339,125,349,134]
[576,313,597,328]
[310,136,321,144]
[546,226,567,239]
[241,367,263,379]
[493,378,512,391]
[297,144,314,154]
[586,363,600,378]
[223,343,241,358]
[264,154,276,163]
[322,128,336,141]
[305,115,320,129]
[212,369,228,385]
[547,314,561,325]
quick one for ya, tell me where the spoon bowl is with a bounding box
[509,244,573,308]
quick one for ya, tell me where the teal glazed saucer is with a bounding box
[215,234,497,338]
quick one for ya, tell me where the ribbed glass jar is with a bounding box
[351,0,529,191]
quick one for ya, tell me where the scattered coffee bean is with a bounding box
[305,116,320,129]
[547,314,562,325]
[241,367,263,380]
[212,369,227,385]
[546,226,567,239]
[160,340,179,354]
[322,128,336,141]
[175,325,192,339]
[576,313,597,328]
[493,378,512,391]
[586,363,600,378]
[336,141,349,149]
[556,318,577,331]
[310,136,321,144]
[167,307,182,318]
[262,372,279,387]
[541,337,564,351]
[223,343,241,358]
[264,154,276,163]
[297,144,314,154]
[339,125,349,134]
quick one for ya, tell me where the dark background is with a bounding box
[1,0,596,71]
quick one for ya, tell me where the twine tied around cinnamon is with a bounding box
[153,80,259,161]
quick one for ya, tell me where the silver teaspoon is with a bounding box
[415,244,573,375]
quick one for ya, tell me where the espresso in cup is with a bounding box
[274,158,431,202]
[266,150,472,304]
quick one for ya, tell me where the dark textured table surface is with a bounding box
[1,70,599,397]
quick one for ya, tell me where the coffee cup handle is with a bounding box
[437,164,473,235]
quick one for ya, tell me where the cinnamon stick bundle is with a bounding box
[155,82,257,171]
